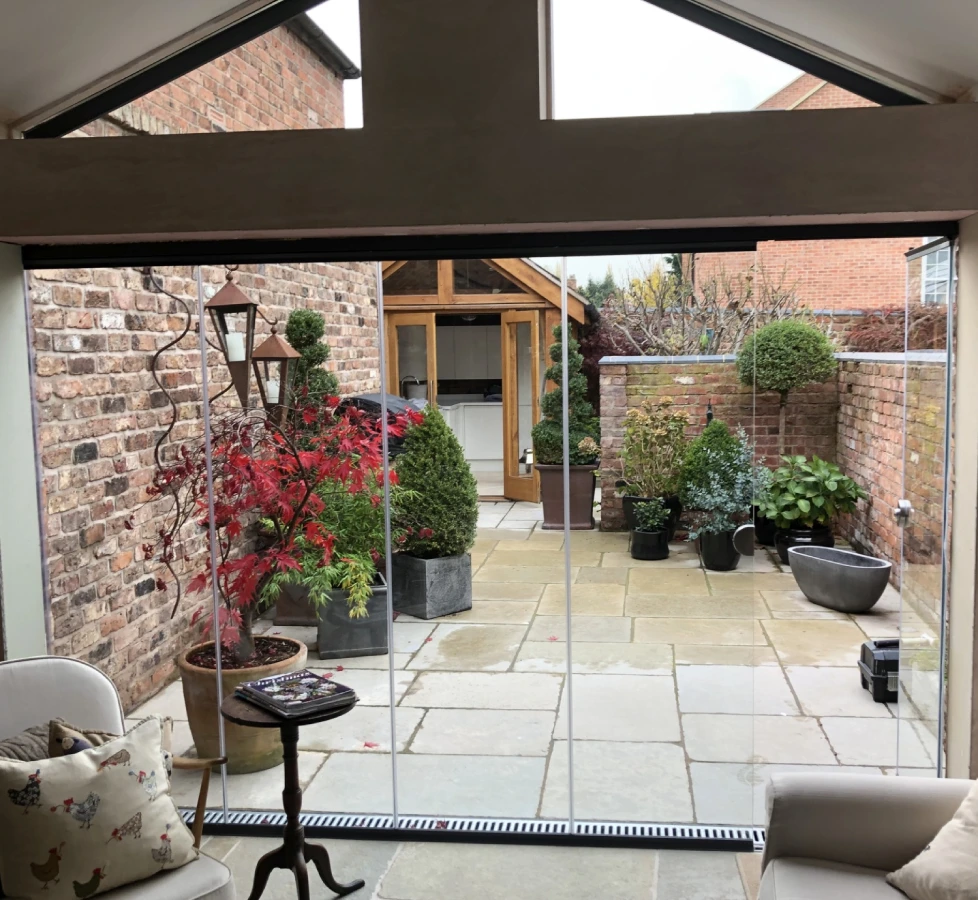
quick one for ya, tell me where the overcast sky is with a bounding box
[307,0,800,284]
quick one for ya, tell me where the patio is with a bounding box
[135,500,935,826]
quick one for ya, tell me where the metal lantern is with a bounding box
[205,273,258,407]
[252,329,300,424]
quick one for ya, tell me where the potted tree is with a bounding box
[391,408,479,619]
[613,398,689,539]
[630,498,670,561]
[146,400,414,773]
[532,326,601,529]
[758,455,867,565]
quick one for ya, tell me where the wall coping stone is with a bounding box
[600,350,947,366]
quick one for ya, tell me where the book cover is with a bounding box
[237,669,357,716]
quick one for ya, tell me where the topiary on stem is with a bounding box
[285,308,340,403]
[532,325,600,465]
[394,408,478,559]
[737,320,836,456]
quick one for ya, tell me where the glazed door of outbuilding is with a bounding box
[385,312,438,407]
[501,310,540,502]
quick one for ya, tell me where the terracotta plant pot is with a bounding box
[177,636,307,774]
[537,464,597,530]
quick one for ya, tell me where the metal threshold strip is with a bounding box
[183,809,765,852]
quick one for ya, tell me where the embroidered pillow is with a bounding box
[0,716,197,900]
[886,779,978,900]
[49,718,174,774]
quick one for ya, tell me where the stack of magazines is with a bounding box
[235,669,357,718]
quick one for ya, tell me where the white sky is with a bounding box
[308,0,800,283]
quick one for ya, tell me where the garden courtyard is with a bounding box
[131,500,940,826]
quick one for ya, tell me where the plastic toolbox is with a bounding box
[858,638,899,703]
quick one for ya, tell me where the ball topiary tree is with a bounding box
[395,407,478,559]
[737,320,836,456]
[532,325,601,466]
[285,308,340,402]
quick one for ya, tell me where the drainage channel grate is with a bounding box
[184,809,765,852]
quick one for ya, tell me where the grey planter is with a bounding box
[392,553,472,620]
[788,546,892,613]
[317,576,389,659]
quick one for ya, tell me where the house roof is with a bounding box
[285,13,361,80]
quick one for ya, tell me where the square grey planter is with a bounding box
[391,553,472,619]
[317,577,389,660]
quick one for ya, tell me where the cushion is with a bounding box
[886,779,978,900]
[0,716,197,900]
[0,725,50,762]
[760,858,904,899]
[50,719,174,774]
[100,855,233,900]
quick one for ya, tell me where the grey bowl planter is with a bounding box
[392,552,472,620]
[318,576,389,659]
[788,546,891,613]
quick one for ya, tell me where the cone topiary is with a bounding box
[532,325,600,465]
[680,420,742,507]
[395,407,478,559]
[285,308,340,402]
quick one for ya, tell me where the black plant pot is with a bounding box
[623,495,683,540]
[630,529,670,561]
[699,531,741,571]
[775,525,834,566]
[392,552,472,619]
[753,510,777,547]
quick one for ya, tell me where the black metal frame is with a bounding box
[20,221,957,270]
[638,0,925,107]
[22,0,328,139]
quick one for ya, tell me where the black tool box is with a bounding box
[858,638,899,703]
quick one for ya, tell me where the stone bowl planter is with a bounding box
[392,552,472,619]
[788,546,892,613]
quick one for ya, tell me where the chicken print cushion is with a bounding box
[0,715,196,900]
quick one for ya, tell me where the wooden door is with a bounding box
[385,312,438,406]
[501,310,541,502]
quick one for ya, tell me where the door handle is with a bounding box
[893,499,913,525]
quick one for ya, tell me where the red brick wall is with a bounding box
[757,73,876,111]
[30,26,379,710]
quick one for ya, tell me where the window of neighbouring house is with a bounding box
[921,237,951,306]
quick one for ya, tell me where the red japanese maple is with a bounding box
[144,399,418,662]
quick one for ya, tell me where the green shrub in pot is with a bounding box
[679,420,742,507]
[630,497,670,561]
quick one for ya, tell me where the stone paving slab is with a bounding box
[528,614,632,642]
[555,674,680,741]
[439,600,538,624]
[304,752,546,818]
[475,565,580,583]
[820,717,933,767]
[542,740,693,823]
[706,573,799,593]
[626,595,769,619]
[682,714,837,764]
[299,705,422,753]
[537,585,625,616]
[674,646,780,666]
[677,665,799,715]
[406,623,527,671]
[628,569,710,593]
[785,666,893,718]
[485,549,603,567]
[514,641,673,676]
[471,581,545,601]
[307,652,413,670]
[634,617,765,646]
[577,566,628,584]
[171,751,325,807]
[601,551,702,569]
[657,848,747,899]
[761,619,868,666]
[400,672,563,710]
[409,708,556,756]
[392,622,437,653]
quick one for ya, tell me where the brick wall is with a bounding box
[29,25,380,710]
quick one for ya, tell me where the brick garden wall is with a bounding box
[28,25,379,711]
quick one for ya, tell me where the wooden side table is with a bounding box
[221,695,364,900]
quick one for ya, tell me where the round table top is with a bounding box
[221,693,357,729]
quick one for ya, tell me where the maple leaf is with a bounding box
[363,742,379,749]
[547,635,559,642]
[187,573,209,594]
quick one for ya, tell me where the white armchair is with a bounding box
[0,656,235,900]
[760,772,971,898]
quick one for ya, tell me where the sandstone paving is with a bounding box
[538,582,625,616]
[628,568,710,594]
[400,671,563,710]
[677,665,799,715]
[439,599,538,624]
[475,564,579,583]
[761,618,869,666]
[785,666,893,718]
[486,549,602,567]
[601,551,701,569]
[408,708,555,756]
[820,716,933,767]
[626,594,768,619]
[682,713,837,764]
[555,674,680,741]
[528,614,632,642]
[674,645,780,666]
[634,617,766,646]
[406,623,527,671]
[514,641,673,676]
[471,581,545,601]
[577,565,628,584]
[299,704,422,753]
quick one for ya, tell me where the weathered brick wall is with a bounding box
[30,25,379,710]
[598,357,838,530]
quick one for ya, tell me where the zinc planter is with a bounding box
[273,583,317,626]
[699,531,741,571]
[392,552,472,619]
[537,464,597,530]
[178,636,307,774]
[789,546,892,613]
[318,577,389,660]
[775,524,834,565]
[630,530,669,561]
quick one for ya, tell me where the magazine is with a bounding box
[236,669,357,718]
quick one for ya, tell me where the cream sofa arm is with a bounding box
[762,773,970,874]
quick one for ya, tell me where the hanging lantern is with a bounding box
[252,327,300,425]
[205,272,258,408]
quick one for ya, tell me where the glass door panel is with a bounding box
[898,239,954,774]
[501,310,540,502]
[386,312,437,406]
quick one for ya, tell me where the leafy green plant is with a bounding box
[684,436,754,539]
[736,321,836,456]
[394,408,478,559]
[531,325,600,465]
[679,420,742,506]
[632,498,669,533]
[752,462,774,509]
[285,308,340,403]
[614,397,689,498]
[757,455,867,530]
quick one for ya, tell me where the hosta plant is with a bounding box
[758,455,866,529]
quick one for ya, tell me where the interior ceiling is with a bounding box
[696,0,978,101]
[0,0,280,129]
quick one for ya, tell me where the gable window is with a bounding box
[921,237,951,306]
